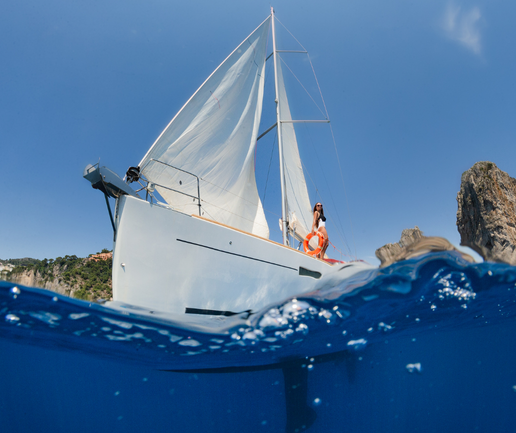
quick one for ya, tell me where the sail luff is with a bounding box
[271,9,289,246]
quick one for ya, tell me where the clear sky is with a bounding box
[1,0,515,264]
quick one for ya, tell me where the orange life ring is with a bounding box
[303,232,324,256]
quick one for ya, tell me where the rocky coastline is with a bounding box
[377,161,516,267]
[0,252,112,301]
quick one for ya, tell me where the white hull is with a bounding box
[112,195,373,315]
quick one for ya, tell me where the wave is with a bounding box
[2,251,515,371]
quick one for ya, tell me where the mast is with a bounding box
[271,7,289,246]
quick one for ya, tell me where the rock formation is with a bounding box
[375,227,474,268]
[2,254,112,301]
[375,227,424,266]
[457,161,516,265]
[7,268,78,297]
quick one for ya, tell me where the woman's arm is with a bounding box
[312,211,319,233]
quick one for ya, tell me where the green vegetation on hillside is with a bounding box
[1,257,41,267]
[4,252,112,301]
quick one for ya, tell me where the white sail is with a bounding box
[139,17,271,238]
[276,58,313,240]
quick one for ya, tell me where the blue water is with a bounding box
[2,251,516,432]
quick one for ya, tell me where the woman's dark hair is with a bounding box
[313,203,325,222]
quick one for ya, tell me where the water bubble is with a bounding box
[5,314,20,324]
[307,364,314,371]
[431,304,437,311]
[114,391,120,396]
[10,287,20,295]
[342,330,347,335]
[274,329,294,339]
[282,300,310,320]
[52,297,58,302]
[318,309,334,323]
[258,308,288,329]
[347,338,367,351]
[406,363,422,374]
[261,420,268,426]
[313,397,322,407]
[295,323,308,335]
[415,318,420,322]
[178,338,202,347]
[512,385,516,392]
[69,313,90,320]
[378,322,393,332]
[242,331,259,340]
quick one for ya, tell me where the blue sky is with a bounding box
[1,0,515,264]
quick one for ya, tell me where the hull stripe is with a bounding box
[176,238,298,271]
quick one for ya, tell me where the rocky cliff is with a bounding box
[2,255,112,301]
[375,226,474,268]
[9,267,79,297]
[375,227,424,266]
[457,161,516,265]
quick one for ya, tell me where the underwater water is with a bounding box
[2,251,516,432]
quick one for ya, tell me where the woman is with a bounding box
[311,202,329,259]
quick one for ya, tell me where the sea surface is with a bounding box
[2,251,516,432]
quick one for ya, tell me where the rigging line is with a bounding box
[328,122,357,259]
[328,239,355,260]
[300,157,354,259]
[199,198,270,231]
[275,12,330,122]
[198,177,265,209]
[273,15,328,119]
[300,122,354,257]
[274,16,309,53]
[306,53,330,120]
[302,123,351,253]
[263,206,281,219]
[279,56,327,119]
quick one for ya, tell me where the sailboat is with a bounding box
[84,9,374,316]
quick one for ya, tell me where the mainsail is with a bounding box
[276,56,313,241]
[139,17,271,238]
